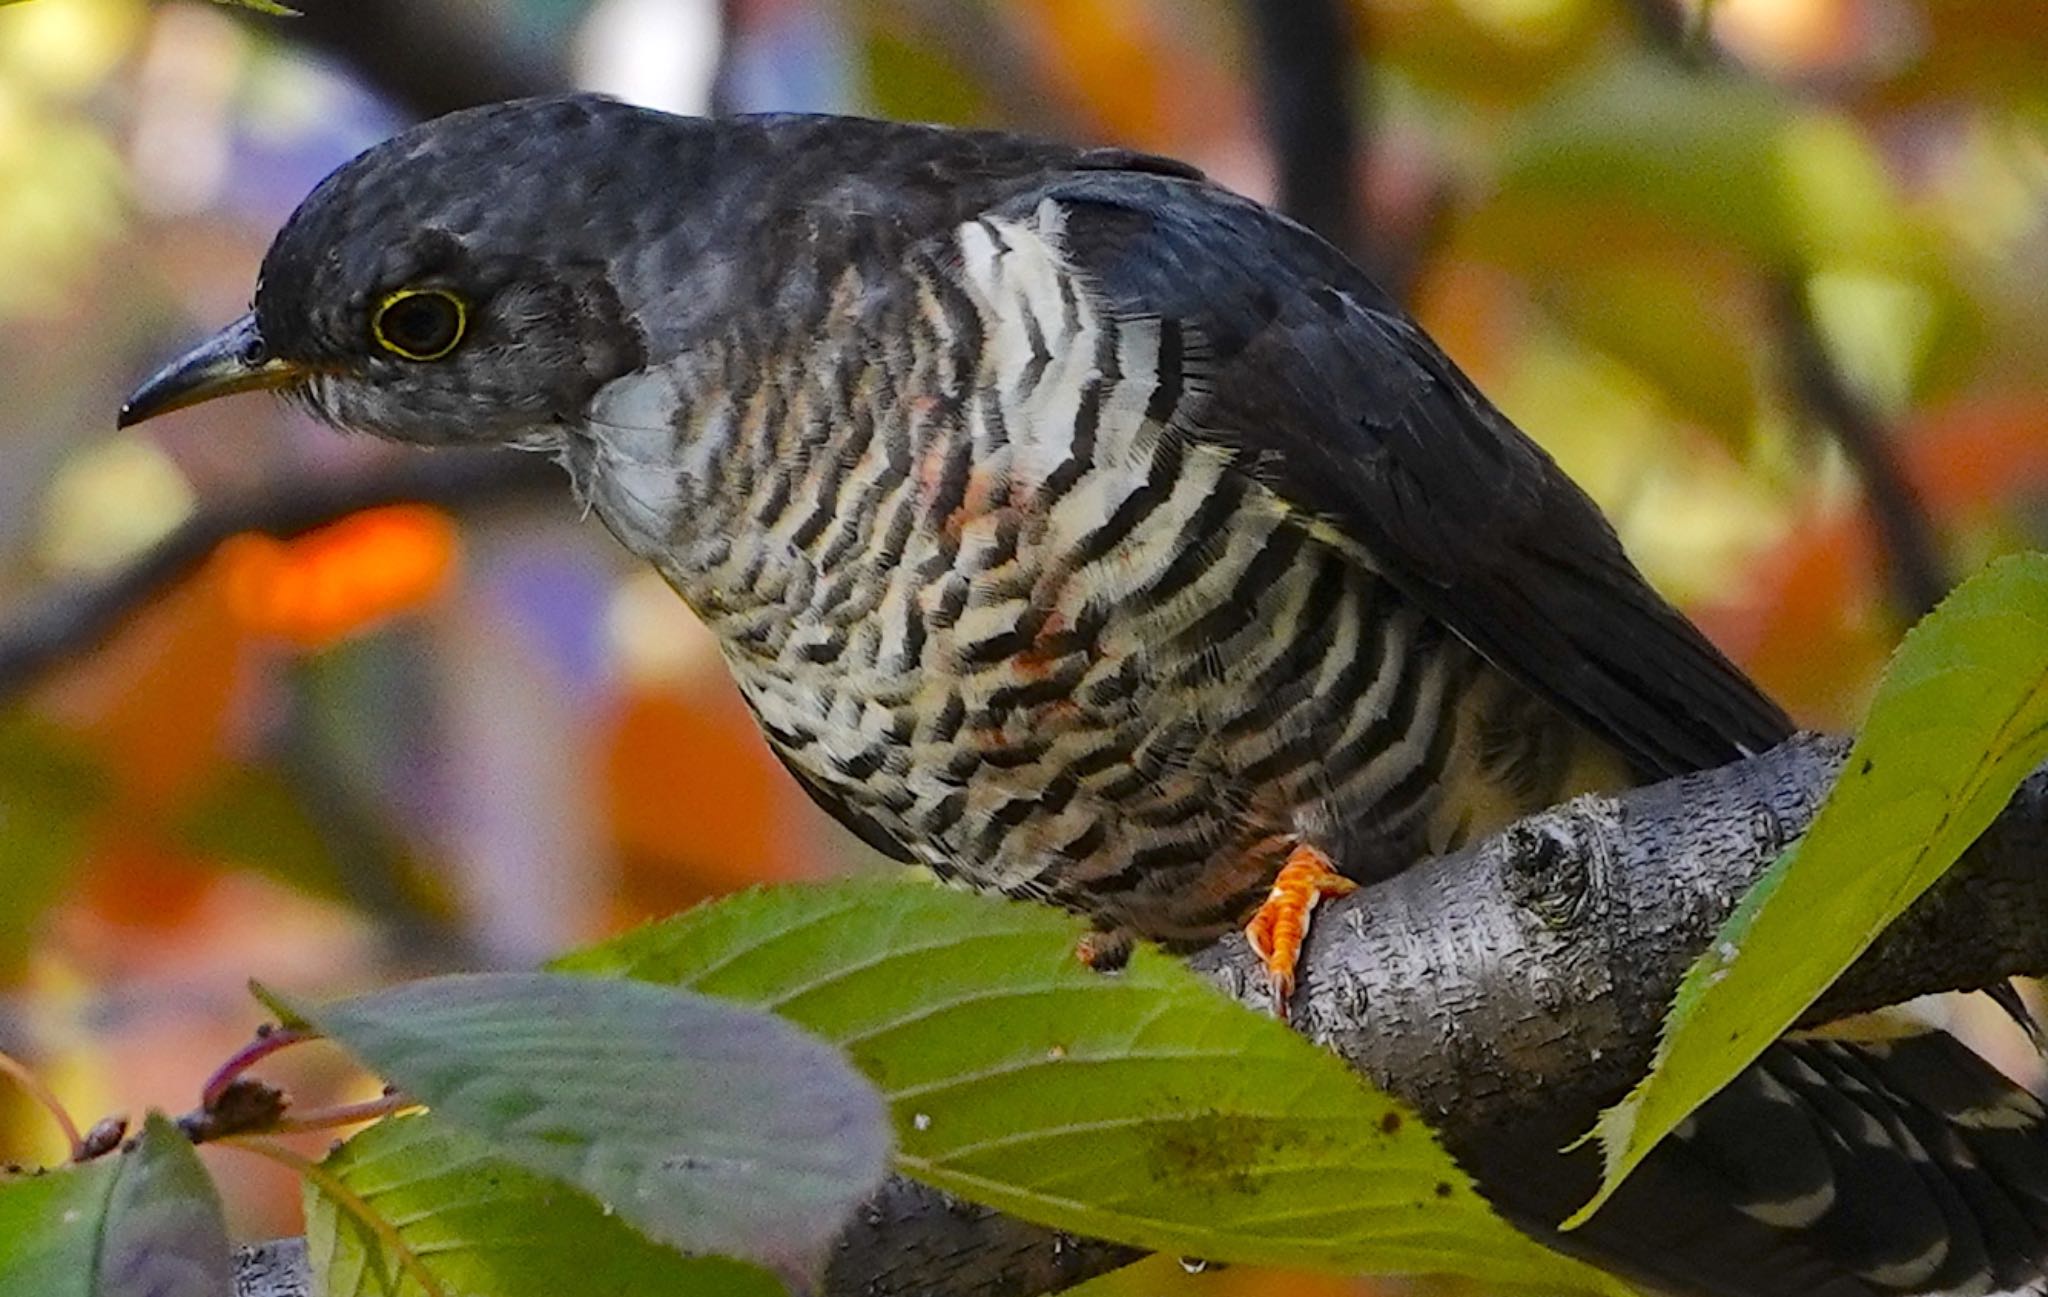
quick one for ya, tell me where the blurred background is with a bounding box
[1,0,2045,1292]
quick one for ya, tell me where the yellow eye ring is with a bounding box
[371,288,468,361]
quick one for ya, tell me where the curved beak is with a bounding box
[118,314,306,428]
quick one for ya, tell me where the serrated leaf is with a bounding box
[1571,553,2048,1225]
[557,881,1628,1293]
[290,972,890,1281]
[99,1114,235,1297]
[308,1113,784,1297]
[0,1156,120,1297]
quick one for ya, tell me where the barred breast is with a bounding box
[569,197,1625,948]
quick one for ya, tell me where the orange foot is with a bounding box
[1244,845,1357,1016]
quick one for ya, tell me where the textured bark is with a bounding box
[231,735,2048,1297]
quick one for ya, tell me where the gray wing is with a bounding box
[1024,170,1793,781]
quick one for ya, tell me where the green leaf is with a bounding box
[0,1114,231,1297]
[1570,553,2048,1225]
[1493,54,1923,273]
[207,0,299,15]
[99,1114,236,1297]
[173,765,347,899]
[1533,263,1757,443]
[557,881,1628,1293]
[0,714,110,978]
[0,1157,120,1297]
[290,972,891,1281]
[307,1112,784,1297]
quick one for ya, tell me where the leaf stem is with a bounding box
[0,1046,84,1160]
[202,1027,312,1109]
[222,1134,451,1297]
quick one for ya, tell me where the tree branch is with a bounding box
[230,734,2048,1297]
[1239,0,1440,303]
[0,451,562,706]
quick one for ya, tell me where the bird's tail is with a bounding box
[1511,1022,2048,1297]
[1638,1028,2048,1297]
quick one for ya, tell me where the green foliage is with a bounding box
[291,972,892,1281]
[306,1113,784,1297]
[174,765,348,899]
[0,1115,231,1297]
[1495,55,1921,272]
[98,1115,236,1297]
[1570,553,2048,1225]
[558,880,1628,1293]
[0,716,110,978]
[0,1154,118,1297]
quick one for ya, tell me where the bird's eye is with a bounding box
[371,288,467,361]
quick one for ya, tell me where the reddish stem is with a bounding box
[201,1027,312,1109]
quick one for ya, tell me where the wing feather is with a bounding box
[1018,171,1791,780]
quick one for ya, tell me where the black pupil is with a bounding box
[385,295,459,355]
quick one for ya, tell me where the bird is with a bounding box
[120,94,2048,1297]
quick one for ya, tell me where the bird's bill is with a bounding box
[117,314,306,427]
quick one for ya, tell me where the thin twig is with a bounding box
[1771,275,1951,618]
[1622,3,1952,619]
[0,450,563,706]
[0,1047,84,1160]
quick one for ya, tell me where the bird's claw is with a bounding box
[1244,845,1356,1019]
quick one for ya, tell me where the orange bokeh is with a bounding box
[215,505,459,649]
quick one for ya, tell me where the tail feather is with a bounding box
[1671,1034,2048,1296]
[1503,1032,2048,1297]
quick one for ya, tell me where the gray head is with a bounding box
[119,94,1139,442]
[119,95,713,444]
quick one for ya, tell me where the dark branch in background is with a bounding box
[1243,0,1361,261]
[1239,0,1442,305]
[1624,0,1711,68]
[236,737,2048,1297]
[1624,0,1952,620]
[277,0,570,119]
[0,452,562,707]
[1771,276,1950,618]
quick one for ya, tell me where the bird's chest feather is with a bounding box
[564,202,1526,932]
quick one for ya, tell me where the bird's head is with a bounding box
[119,96,688,446]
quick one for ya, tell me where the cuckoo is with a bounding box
[121,95,2048,1297]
